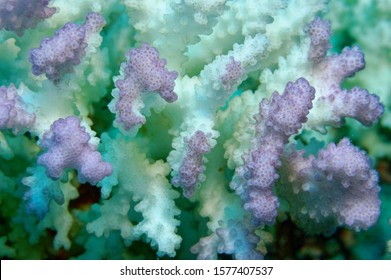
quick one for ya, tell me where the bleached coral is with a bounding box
[0,0,389,260]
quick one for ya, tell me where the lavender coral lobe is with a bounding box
[279,138,381,234]
[192,220,263,260]
[232,78,316,225]
[29,12,105,83]
[311,45,384,129]
[113,43,178,131]
[171,130,211,197]
[37,116,112,185]
[307,18,384,130]
[307,17,332,62]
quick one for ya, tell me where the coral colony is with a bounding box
[0,0,390,260]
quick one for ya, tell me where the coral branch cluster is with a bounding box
[0,0,388,260]
[279,138,381,234]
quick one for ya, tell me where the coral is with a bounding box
[191,220,263,260]
[307,17,331,62]
[0,84,35,134]
[231,78,315,225]
[0,0,389,260]
[37,116,112,184]
[171,130,211,197]
[23,166,65,220]
[0,0,56,36]
[29,12,106,83]
[109,43,178,134]
[279,138,381,234]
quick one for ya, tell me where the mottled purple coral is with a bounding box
[220,57,244,90]
[37,116,112,185]
[307,20,384,129]
[324,46,366,82]
[327,86,384,126]
[171,130,211,197]
[307,17,332,62]
[0,0,56,36]
[256,78,316,136]
[29,12,105,83]
[279,138,381,234]
[114,79,145,130]
[231,78,315,225]
[0,84,35,134]
[113,43,178,130]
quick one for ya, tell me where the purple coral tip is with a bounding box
[125,43,178,102]
[29,12,105,83]
[307,17,332,62]
[37,116,112,185]
[171,130,211,197]
[258,77,315,136]
[221,57,243,90]
[113,43,178,131]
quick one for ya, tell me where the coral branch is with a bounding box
[192,220,263,260]
[29,12,105,83]
[231,78,315,225]
[37,116,112,185]
[279,138,381,234]
[109,43,178,133]
[171,130,211,197]
[307,17,331,62]
[306,22,384,130]
[0,84,35,134]
[0,0,387,261]
[23,166,64,220]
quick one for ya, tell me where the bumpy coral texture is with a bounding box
[171,130,211,197]
[0,0,388,261]
[307,17,331,62]
[0,0,56,36]
[23,166,64,220]
[37,116,112,185]
[306,18,384,131]
[311,46,384,129]
[112,43,178,130]
[191,220,263,260]
[29,12,105,83]
[231,78,315,225]
[221,57,244,90]
[279,138,381,234]
[0,84,35,133]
